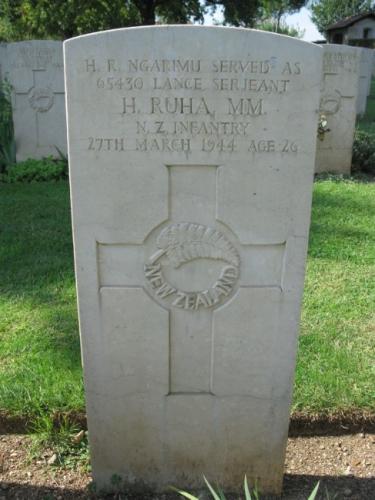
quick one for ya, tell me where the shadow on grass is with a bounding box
[312,185,375,214]
[0,474,374,499]
[308,185,375,262]
[0,182,84,415]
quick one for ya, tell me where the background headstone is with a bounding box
[4,41,66,160]
[357,47,373,116]
[65,26,322,494]
[316,45,360,174]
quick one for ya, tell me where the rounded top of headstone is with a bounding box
[64,25,323,54]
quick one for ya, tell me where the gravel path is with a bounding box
[0,433,374,499]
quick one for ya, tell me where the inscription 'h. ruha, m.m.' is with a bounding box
[122,96,264,116]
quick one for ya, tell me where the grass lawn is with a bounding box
[0,183,83,417]
[0,179,374,419]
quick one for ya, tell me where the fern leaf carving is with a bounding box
[156,222,240,269]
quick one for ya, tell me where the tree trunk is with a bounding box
[140,0,156,25]
[276,8,283,33]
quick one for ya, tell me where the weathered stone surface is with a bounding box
[316,45,360,174]
[4,41,66,160]
[64,26,322,494]
[357,47,373,116]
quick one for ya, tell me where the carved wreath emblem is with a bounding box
[144,222,240,311]
[319,90,341,115]
[28,87,54,112]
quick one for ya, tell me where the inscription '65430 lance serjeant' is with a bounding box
[144,222,240,311]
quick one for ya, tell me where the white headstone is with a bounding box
[357,47,373,116]
[316,45,360,174]
[4,41,67,160]
[64,26,322,495]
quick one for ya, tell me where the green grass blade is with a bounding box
[55,145,68,162]
[169,486,199,500]
[203,476,222,500]
[244,475,252,500]
[307,481,320,500]
[216,484,227,500]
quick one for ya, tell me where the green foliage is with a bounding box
[55,146,69,172]
[211,0,262,27]
[175,476,320,499]
[148,0,204,24]
[174,475,259,499]
[357,77,375,129]
[30,414,89,470]
[0,0,307,38]
[352,130,375,174]
[307,482,320,500]
[0,0,140,40]
[2,157,67,183]
[310,0,374,35]
[260,0,306,28]
[0,0,263,40]
[257,19,304,36]
[208,0,306,29]
[0,78,16,173]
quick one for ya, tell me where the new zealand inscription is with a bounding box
[144,222,240,310]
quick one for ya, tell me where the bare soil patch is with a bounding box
[0,433,374,499]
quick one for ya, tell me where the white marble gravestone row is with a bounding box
[64,26,322,494]
[316,45,361,174]
[2,41,67,160]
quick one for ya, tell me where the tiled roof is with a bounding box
[326,12,375,31]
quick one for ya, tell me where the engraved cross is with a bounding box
[14,69,65,148]
[98,165,285,394]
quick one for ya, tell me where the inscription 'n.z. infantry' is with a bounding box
[144,222,240,310]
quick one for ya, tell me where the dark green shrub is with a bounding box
[2,157,67,183]
[0,79,16,173]
[352,130,375,174]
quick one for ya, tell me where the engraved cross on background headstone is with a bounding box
[14,68,65,146]
[98,165,285,394]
